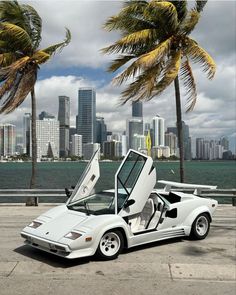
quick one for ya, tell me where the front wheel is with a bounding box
[190,213,210,240]
[96,230,124,260]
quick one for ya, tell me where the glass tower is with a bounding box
[132,101,143,118]
[77,88,96,144]
[58,96,70,157]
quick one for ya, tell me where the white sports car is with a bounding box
[21,149,218,260]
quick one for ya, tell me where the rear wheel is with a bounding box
[190,213,210,240]
[96,230,124,260]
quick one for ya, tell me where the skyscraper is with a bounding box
[96,117,107,151]
[132,101,143,118]
[23,113,31,155]
[127,118,143,149]
[0,124,16,157]
[39,111,55,120]
[71,134,83,157]
[167,121,192,160]
[58,96,70,157]
[35,118,59,160]
[152,115,165,146]
[77,88,96,144]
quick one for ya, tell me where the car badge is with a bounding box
[46,232,49,235]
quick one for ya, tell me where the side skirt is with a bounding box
[128,227,188,248]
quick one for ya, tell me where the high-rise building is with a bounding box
[167,122,192,160]
[103,141,122,159]
[127,118,143,149]
[132,134,146,151]
[96,117,107,152]
[77,88,96,144]
[121,134,128,156]
[35,119,59,160]
[196,138,204,159]
[83,143,100,160]
[23,113,31,155]
[39,111,55,120]
[58,96,70,157]
[71,134,83,157]
[165,132,177,156]
[132,101,143,118]
[0,124,16,157]
[152,115,165,146]
[220,137,229,151]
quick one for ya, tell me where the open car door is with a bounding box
[116,149,156,217]
[67,149,100,205]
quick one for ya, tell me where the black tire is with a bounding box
[96,230,124,260]
[190,213,210,240]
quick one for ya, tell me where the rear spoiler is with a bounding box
[158,180,217,195]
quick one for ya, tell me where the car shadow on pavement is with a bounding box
[14,245,91,267]
[123,237,184,255]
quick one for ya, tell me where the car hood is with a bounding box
[30,209,88,242]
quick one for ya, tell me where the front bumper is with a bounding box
[21,232,95,260]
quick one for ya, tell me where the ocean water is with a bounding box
[0,161,235,203]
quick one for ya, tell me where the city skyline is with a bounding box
[0,1,235,152]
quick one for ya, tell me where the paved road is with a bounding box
[0,204,235,295]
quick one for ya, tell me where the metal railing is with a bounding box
[0,188,235,206]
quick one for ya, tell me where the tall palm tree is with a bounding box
[0,1,71,203]
[102,0,216,182]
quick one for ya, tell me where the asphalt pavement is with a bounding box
[0,204,235,295]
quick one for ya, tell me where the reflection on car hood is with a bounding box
[33,210,88,242]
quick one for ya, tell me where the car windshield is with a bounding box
[67,191,117,215]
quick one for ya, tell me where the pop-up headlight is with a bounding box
[64,231,82,240]
[28,221,42,229]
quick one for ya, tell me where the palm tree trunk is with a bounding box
[26,87,37,205]
[174,75,185,183]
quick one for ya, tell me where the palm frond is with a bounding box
[195,0,208,12]
[137,36,173,68]
[185,37,216,79]
[0,66,36,114]
[180,58,197,112]
[42,28,71,56]
[21,4,42,49]
[180,10,200,35]
[0,22,33,53]
[104,1,150,32]
[147,1,179,34]
[31,50,50,64]
[120,63,163,103]
[107,55,135,72]
[0,52,17,67]
[150,50,181,98]
[102,28,156,55]
[168,0,187,22]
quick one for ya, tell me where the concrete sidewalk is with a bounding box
[0,205,235,295]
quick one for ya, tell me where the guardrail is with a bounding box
[0,188,236,206]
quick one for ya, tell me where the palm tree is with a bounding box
[0,1,71,204]
[102,0,216,182]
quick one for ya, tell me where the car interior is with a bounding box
[128,193,165,233]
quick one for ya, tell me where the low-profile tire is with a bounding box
[96,230,124,260]
[190,213,210,240]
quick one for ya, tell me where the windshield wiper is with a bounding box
[67,201,90,215]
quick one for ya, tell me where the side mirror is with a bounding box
[65,188,72,198]
[123,199,135,209]
[166,208,177,218]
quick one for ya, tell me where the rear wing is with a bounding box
[158,180,217,195]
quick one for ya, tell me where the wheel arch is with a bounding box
[184,206,212,229]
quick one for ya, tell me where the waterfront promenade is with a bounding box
[0,204,235,295]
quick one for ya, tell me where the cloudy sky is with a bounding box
[0,0,235,153]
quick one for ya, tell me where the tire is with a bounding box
[96,230,124,260]
[190,213,210,240]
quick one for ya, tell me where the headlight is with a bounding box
[64,231,82,240]
[28,221,42,229]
